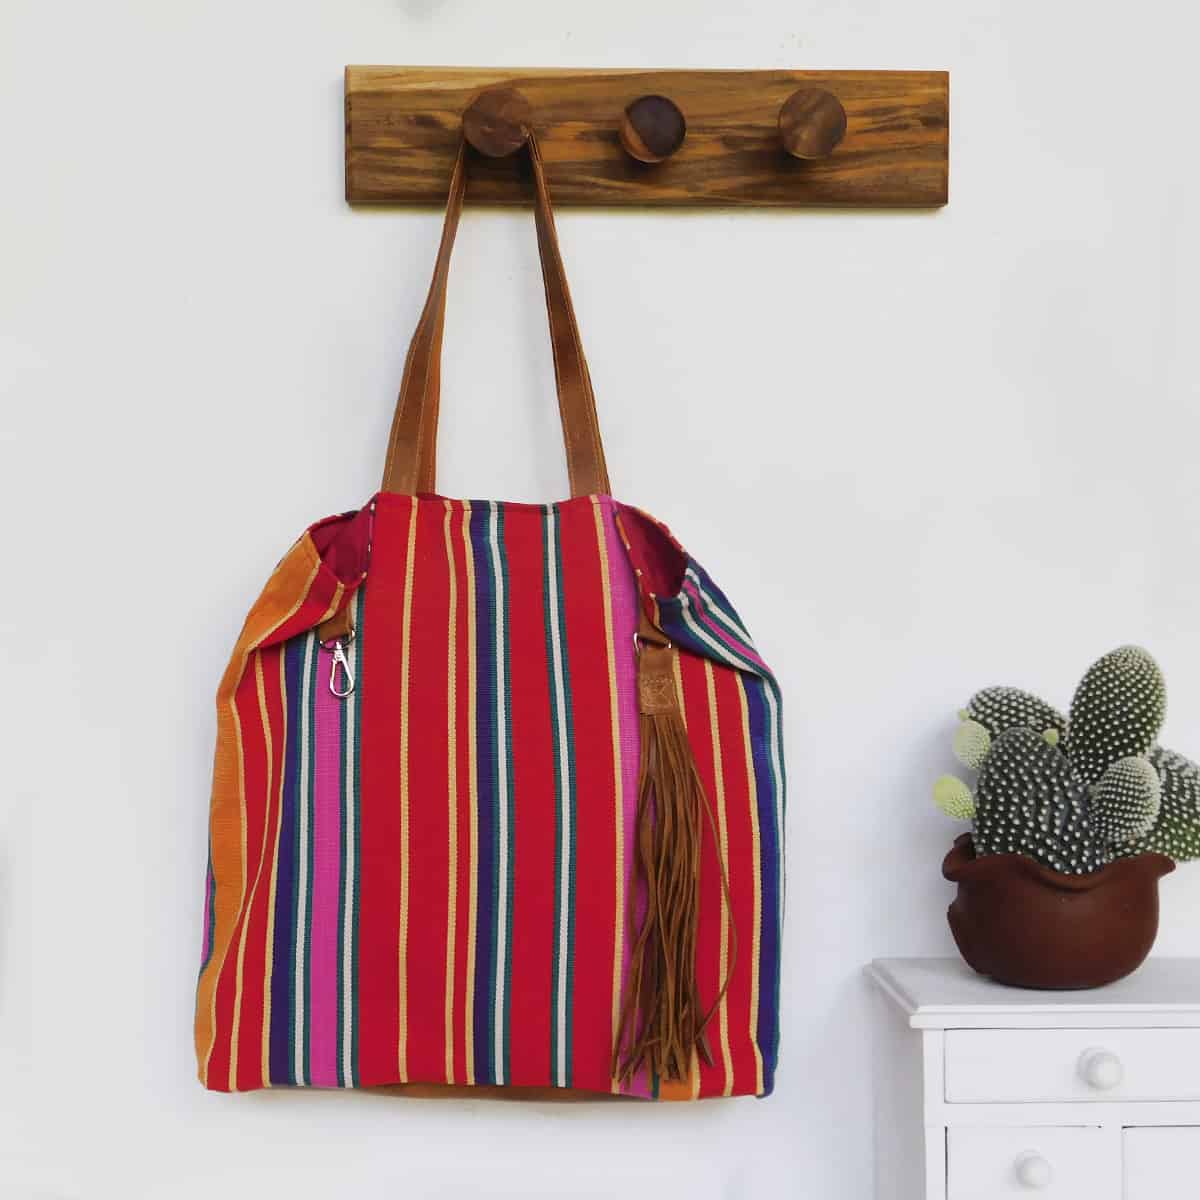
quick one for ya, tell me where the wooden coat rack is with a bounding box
[345,67,949,208]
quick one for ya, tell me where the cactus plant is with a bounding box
[933,645,1200,874]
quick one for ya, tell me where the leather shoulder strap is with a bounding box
[381,135,611,498]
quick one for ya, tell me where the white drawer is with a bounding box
[945,1028,1200,1103]
[1124,1127,1200,1199]
[948,1127,1119,1199]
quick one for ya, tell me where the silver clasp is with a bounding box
[321,633,355,698]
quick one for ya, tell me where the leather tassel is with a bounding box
[611,617,736,1086]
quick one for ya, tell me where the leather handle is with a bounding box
[381,135,611,498]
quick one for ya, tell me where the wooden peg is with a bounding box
[778,88,847,160]
[462,86,532,157]
[618,94,687,164]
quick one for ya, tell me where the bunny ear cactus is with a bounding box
[1066,646,1166,784]
[933,645,1200,874]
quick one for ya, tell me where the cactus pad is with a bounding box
[952,720,992,770]
[1118,746,1200,863]
[1067,646,1166,784]
[1091,756,1162,845]
[934,775,977,820]
[974,728,1106,874]
[963,686,1068,742]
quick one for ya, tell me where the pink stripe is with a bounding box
[309,661,343,1087]
[681,579,767,671]
[601,499,653,1098]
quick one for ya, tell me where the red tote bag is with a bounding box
[195,135,785,1100]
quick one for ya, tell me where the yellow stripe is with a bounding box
[462,502,478,1086]
[398,498,419,1082]
[198,545,326,1087]
[703,660,735,1097]
[229,652,276,1090]
[259,647,290,1085]
[736,676,764,1095]
[591,499,625,1095]
[443,499,459,1084]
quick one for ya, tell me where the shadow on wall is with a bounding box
[397,0,451,18]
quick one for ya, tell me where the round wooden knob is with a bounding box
[1014,1153,1054,1190]
[778,87,847,159]
[619,94,686,163]
[463,86,532,158]
[1079,1047,1124,1091]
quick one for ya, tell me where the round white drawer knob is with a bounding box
[1079,1047,1124,1091]
[1014,1152,1054,1190]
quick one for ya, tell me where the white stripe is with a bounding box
[686,567,752,644]
[294,631,315,1084]
[762,680,786,920]
[678,598,749,675]
[545,507,572,1088]
[340,592,359,1085]
[489,502,509,1085]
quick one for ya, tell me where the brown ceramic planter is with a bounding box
[943,834,1175,990]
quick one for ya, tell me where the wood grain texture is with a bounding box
[345,66,949,208]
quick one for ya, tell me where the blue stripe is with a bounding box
[469,503,498,1085]
[742,675,781,1094]
[269,637,303,1084]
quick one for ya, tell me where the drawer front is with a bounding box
[948,1127,1119,1200]
[945,1028,1200,1103]
[1124,1128,1200,1199]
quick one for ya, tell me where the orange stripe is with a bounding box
[228,652,275,1089]
[196,540,325,1086]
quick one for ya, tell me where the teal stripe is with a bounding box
[543,504,576,1088]
[543,508,561,1084]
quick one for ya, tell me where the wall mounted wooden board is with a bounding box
[345,67,949,208]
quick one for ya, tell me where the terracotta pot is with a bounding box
[943,834,1175,990]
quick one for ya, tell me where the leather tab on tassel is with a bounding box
[611,612,736,1087]
[637,634,678,716]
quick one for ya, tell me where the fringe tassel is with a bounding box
[611,624,736,1086]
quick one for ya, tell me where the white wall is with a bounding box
[3,2,1198,1197]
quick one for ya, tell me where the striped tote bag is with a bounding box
[195,135,785,1100]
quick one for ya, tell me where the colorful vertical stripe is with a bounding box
[198,493,784,1097]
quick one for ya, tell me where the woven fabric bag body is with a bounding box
[195,139,785,1099]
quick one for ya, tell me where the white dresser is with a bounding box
[867,957,1200,1199]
